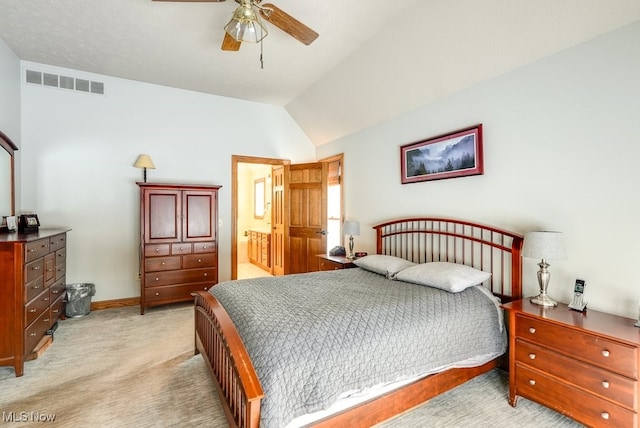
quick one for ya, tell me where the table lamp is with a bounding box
[522,231,567,307]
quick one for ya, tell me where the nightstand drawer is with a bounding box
[516,339,637,410]
[516,364,636,427]
[319,259,343,271]
[516,314,638,378]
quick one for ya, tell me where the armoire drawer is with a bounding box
[144,283,213,302]
[183,253,216,269]
[145,268,216,287]
[145,256,181,272]
[516,314,637,378]
[171,243,192,255]
[145,244,170,257]
[194,241,216,253]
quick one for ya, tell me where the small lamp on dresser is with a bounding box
[343,221,360,259]
[522,231,567,307]
[134,154,156,183]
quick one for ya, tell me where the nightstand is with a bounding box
[501,299,640,427]
[317,254,357,271]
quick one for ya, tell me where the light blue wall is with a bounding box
[318,21,640,319]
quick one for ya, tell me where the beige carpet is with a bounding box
[0,304,582,427]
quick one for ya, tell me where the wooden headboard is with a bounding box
[373,217,523,302]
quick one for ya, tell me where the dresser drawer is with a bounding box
[516,339,637,410]
[319,259,343,271]
[24,309,51,355]
[55,247,66,268]
[183,253,216,269]
[516,314,638,378]
[171,243,192,255]
[49,234,66,252]
[50,294,65,321]
[516,364,637,427]
[25,258,45,283]
[25,276,45,302]
[145,268,216,287]
[25,239,50,262]
[144,244,170,257]
[194,241,215,253]
[44,253,55,286]
[144,283,213,303]
[25,289,51,327]
[50,277,66,301]
[145,256,181,272]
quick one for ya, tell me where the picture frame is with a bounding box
[6,215,17,231]
[400,124,483,184]
[18,213,40,233]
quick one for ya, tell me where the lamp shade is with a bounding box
[522,231,566,260]
[134,154,155,169]
[343,221,360,236]
[224,1,268,43]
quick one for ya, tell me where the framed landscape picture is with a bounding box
[400,124,483,184]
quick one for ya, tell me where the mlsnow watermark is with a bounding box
[2,411,56,423]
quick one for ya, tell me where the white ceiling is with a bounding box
[1,1,639,146]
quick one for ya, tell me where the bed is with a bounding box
[192,217,523,427]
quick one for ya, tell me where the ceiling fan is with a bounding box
[152,0,319,52]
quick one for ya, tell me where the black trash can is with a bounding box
[65,283,96,318]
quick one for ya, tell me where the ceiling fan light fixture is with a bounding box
[224,1,268,43]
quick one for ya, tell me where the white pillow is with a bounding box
[395,262,491,292]
[353,255,416,279]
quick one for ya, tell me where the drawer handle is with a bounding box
[52,290,59,294]
[161,262,165,265]
[198,259,202,263]
[601,412,610,420]
[155,278,160,281]
[30,333,37,337]
[29,248,36,252]
[43,318,49,322]
[204,287,208,291]
[602,381,610,389]
[602,350,610,358]
[44,297,50,301]
[528,379,536,386]
[528,353,536,360]
[34,285,41,289]
[53,309,59,313]
[33,266,41,271]
[155,248,160,252]
[180,247,184,250]
[155,292,160,296]
[203,273,208,277]
[528,327,536,334]
[29,309,37,313]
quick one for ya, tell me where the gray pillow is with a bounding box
[353,255,416,279]
[395,262,491,292]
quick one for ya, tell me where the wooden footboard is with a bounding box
[193,291,264,428]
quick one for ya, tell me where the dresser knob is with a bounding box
[52,290,59,294]
[34,285,41,289]
[204,287,208,291]
[155,292,160,296]
[155,277,159,281]
[43,318,49,322]
[204,273,208,277]
[29,309,37,313]
[602,381,610,389]
[155,248,160,252]
[528,327,536,334]
[33,266,41,271]
[602,350,610,358]
[30,333,37,337]
[528,379,536,386]
[601,412,610,420]
[198,259,202,263]
[53,309,59,313]
[161,262,165,265]
[203,245,208,249]
[528,354,536,360]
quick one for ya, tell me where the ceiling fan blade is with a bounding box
[222,32,241,51]
[259,3,318,45]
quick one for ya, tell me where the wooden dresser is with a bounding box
[502,299,640,427]
[0,229,69,377]
[138,183,221,314]
[247,229,271,272]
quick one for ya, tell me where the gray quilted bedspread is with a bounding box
[210,268,506,428]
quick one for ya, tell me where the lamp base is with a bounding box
[530,293,558,307]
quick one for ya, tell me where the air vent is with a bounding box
[24,69,105,95]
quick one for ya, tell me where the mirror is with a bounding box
[254,178,265,219]
[0,130,18,231]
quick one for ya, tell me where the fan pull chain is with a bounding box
[259,29,265,69]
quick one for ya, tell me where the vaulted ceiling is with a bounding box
[1,1,639,146]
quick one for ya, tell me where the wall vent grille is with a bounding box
[24,69,105,95]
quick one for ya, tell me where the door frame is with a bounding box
[231,155,289,280]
